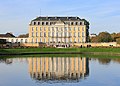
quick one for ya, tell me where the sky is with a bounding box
[0,0,120,36]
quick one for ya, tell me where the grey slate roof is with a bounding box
[32,16,81,21]
[0,33,15,38]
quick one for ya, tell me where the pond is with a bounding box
[0,56,120,86]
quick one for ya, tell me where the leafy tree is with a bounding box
[18,33,29,38]
[116,38,120,44]
[97,32,113,42]
[111,32,120,42]
[90,32,113,42]
[90,37,99,42]
[0,39,6,44]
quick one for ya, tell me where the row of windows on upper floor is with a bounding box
[31,32,85,37]
[31,38,85,43]
[31,27,85,32]
[31,21,84,26]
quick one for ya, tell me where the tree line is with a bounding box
[90,32,120,44]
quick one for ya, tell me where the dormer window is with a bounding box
[76,22,78,25]
[80,22,82,25]
[34,22,36,25]
[46,22,48,25]
[42,22,44,25]
[38,22,40,25]
[71,22,73,25]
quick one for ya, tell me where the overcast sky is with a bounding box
[0,0,120,36]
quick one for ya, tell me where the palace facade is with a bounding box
[29,16,89,47]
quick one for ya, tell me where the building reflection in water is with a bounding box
[28,57,89,82]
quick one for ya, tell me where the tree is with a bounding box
[98,32,113,42]
[116,38,120,44]
[0,39,6,44]
[111,33,116,41]
[98,58,111,65]
[18,33,29,38]
[111,32,120,42]
[90,37,99,42]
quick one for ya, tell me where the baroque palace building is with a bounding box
[29,16,89,47]
[0,16,118,47]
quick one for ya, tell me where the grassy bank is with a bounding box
[0,47,120,55]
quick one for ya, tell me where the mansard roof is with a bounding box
[32,16,81,21]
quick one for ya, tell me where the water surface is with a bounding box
[0,56,120,86]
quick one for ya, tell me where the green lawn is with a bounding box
[0,47,120,54]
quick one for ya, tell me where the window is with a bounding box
[36,38,38,43]
[48,38,50,43]
[69,32,71,37]
[80,22,82,25]
[78,27,80,31]
[32,39,34,43]
[56,32,58,37]
[46,22,48,25]
[70,38,72,43]
[36,32,38,37]
[48,32,50,37]
[61,32,62,37]
[40,27,42,31]
[71,22,73,25]
[82,27,84,31]
[44,32,46,37]
[61,27,63,31]
[42,22,44,25]
[64,32,67,37]
[34,22,36,25]
[69,27,71,31]
[74,38,76,43]
[38,22,40,25]
[36,27,38,31]
[40,32,42,37]
[74,32,76,37]
[11,39,14,43]
[74,27,76,31]
[32,27,34,31]
[44,38,46,43]
[50,22,52,25]
[52,32,54,37]
[82,38,84,42]
[48,27,50,31]
[65,27,67,31]
[65,39,66,43]
[32,32,34,37]
[52,27,54,31]
[76,22,78,25]
[56,27,58,31]
[78,32,80,37]
[56,38,58,43]
[16,39,18,43]
[82,32,84,37]
[40,38,42,42]
[25,39,27,43]
[21,39,23,43]
[78,39,80,43]
[44,27,46,31]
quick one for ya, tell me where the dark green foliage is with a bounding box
[0,39,6,44]
[98,32,113,42]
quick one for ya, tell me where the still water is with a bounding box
[0,56,120,86]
